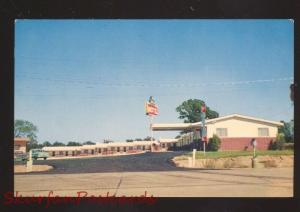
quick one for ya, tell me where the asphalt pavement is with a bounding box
[15,151,188,174]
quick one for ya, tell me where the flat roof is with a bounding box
[159,138,178,143]
[151,123,197,131]
[43,146,82,151]
[42,141,158,151]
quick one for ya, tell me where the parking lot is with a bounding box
[15,152,186,174]
[14,152,293,197]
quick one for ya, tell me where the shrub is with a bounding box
[207,134,221,151]
[269,133,286,150]
[283,143,294,150]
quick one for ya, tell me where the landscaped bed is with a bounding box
[172,150,294,169]
[184,150,294,159]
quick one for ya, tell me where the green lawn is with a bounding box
[185,150,294,159]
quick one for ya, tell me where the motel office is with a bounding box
[152,114,283,151]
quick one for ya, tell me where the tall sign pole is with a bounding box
[145,96,158,142]
[150,115,154,141]
[200,103,206,155]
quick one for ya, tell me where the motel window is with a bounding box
[216,128,228,137]
[117,147,120,152]
[84,150,88,154]
[137,146,141,150]
[129,147,133,150]
[14,145,20,150]
[111,147,115,151]
[258,128,269,136]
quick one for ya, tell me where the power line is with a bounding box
[15,75,293,88]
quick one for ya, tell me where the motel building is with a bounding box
[42,140,178,158]
[40,113,283,158]
[152,114,283,151]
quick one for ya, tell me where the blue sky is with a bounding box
[15,20,294,143]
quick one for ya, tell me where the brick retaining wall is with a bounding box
[220,137,274,150]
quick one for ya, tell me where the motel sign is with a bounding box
[145,96,158,116]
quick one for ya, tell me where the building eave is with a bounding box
[151,113,283,131]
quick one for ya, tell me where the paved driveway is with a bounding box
[15,152,188,174]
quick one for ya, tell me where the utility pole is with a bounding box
[251,138,257,168]
[201,103,206,156]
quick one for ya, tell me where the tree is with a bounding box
[143,136,153,141]
[176,99,219,123]
[278,120,294,143]
[14,119,38,151]
[269,133,286,150]
[207,134,221,151]
[135,138,143,141]
[30,143,44,149]
[126,139,134,142]
[67,141,82,146]
[83,141,95,145]
[43,141,52,147]
[52,141,65,146]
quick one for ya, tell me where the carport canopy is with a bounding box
[151,122,202,131]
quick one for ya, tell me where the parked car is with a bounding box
[31,149,49,160]
[14,151,27,161]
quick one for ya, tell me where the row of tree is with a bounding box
[126,136,154,142]
[27,140,97,150]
